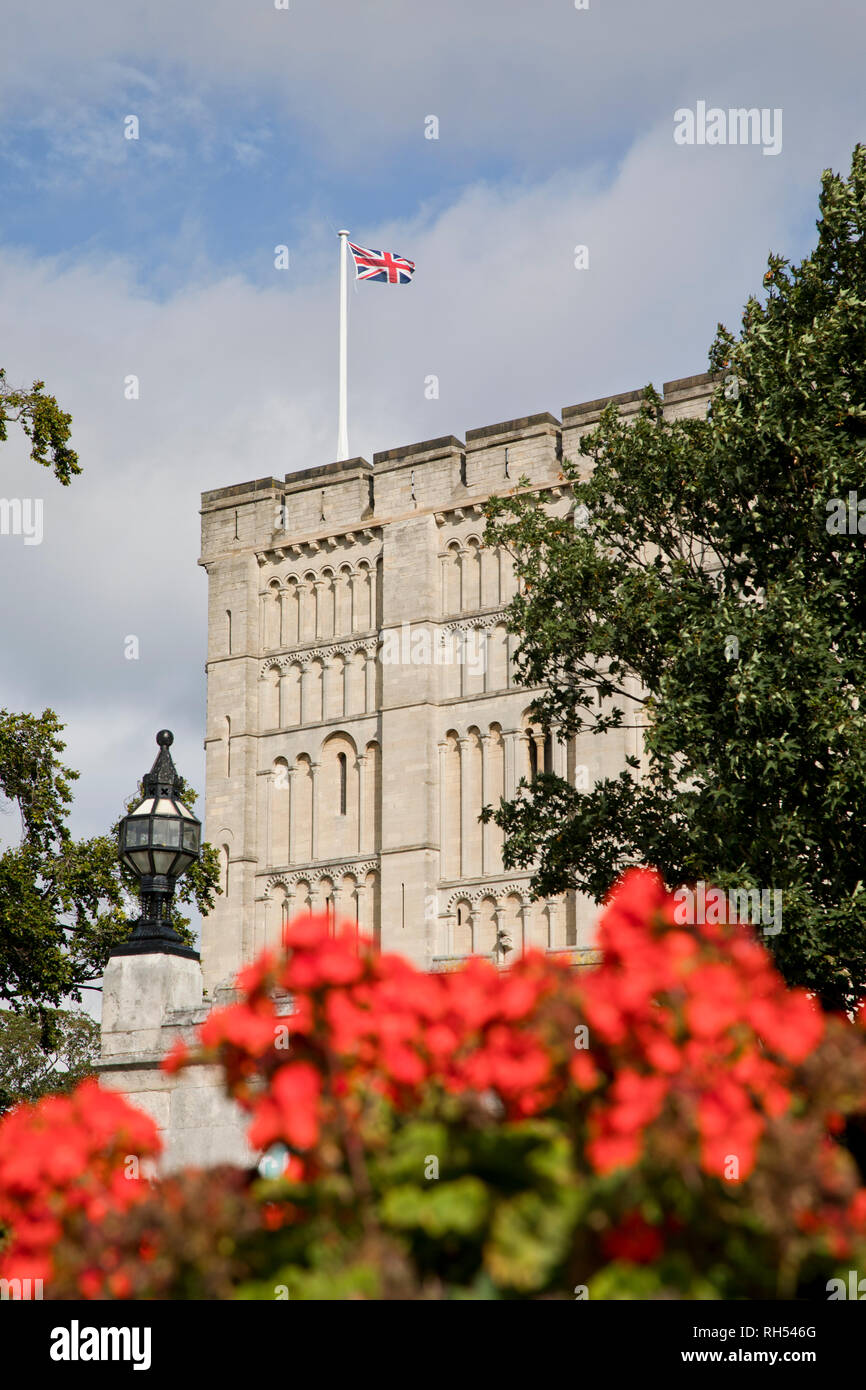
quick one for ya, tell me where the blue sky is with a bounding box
[0,0,864,937]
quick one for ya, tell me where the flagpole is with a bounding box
[337,229,350,460]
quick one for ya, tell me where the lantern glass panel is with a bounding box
[152,817,181,848]
[125,819,151,848]
[182,822,199,853]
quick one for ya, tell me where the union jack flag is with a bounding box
[348,241,416,285]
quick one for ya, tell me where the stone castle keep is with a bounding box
[99,371,714,1167]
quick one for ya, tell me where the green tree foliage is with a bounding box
[482,145,866,1010]
[0,369,80,484]
[0,709,220,1039]
[0,1008,99,1114]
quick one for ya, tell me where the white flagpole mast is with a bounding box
[337,229,350,460]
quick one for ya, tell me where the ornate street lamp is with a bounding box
[111,730,201,960]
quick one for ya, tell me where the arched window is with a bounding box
[338,752,347,816]
[454,898,472,955]
[544,732,553,776]
[221,844,230,898]
[226,610,232,655]
[528,736,538,783]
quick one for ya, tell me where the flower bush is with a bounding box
[3,869,866,1299]
[0,1080,160,1293]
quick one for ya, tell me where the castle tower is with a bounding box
[198,374,714,996]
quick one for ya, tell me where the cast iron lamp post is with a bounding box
[111,729,201,961]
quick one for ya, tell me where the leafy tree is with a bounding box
[0,368,80,484]
[482,144,866,1011]
[0,708,220,1039]
[0,1008,99,1114]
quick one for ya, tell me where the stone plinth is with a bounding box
[98,950,253,1172]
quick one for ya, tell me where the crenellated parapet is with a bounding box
[199,372,715,571]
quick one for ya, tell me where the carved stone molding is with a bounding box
[443,880,535,913]
[258,531,383,568]
[441,610,507,634]
[259,637,378,678]
[264,859,381,895]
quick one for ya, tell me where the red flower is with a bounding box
[603,1211,664,1264]
[199,1002,278,1054]
[78,1269,104,1299]
[586,1127,642,1174]
[270,1063,321,1151]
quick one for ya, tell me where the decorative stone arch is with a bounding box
[475,894,499,956]
[318,567,336,640]
[352,559,374,631]
[264,859,380,895]
[260,662,281,728]
[263,577,282,650]
[292,753,314,862]
[293,878,313,917]
[488,619,509,691]
[443,881,531,915]
[299,570,317,642]
[442,612,500,634]
[280,660,302,727]
[303,655,324,724]
[484,723,506,871]
[335,563,354,635]
[502,890,525,956]
[499,544,518,602]
[453,896,473,956]
[460,536,482,612]
[338,871,360,941]
[269,756,290,869]
[257,635,377,679]
[520,707,548,783]
[318,874,336,929]
[363,739,380,854]
[462,725,483,878]
[363,866,381,948]
[319,731,360,861]
[440,728,461,880]
[267,881,290,947]
[282,574,300,647]
[480,540,500,608]
[442,538,462,614]
[216,826,235,901]
[263,855,381,956]
[333,649,350,721]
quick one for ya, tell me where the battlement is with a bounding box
[200,371,715,561]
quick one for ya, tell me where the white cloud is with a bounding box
[1,0,864,177]
[0,0,861,855]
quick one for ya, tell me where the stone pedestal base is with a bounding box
[99,949,253,1172]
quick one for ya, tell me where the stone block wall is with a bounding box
[197,371,715,995]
